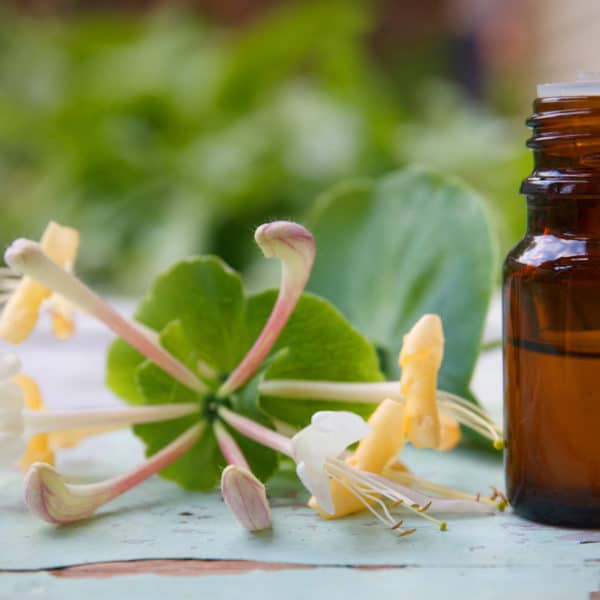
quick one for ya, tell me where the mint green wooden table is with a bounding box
[0,303,598,599]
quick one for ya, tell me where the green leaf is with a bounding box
[307,166,497,399]
[106,256,246,406]
[249,290,384,427]
[107,257,383,489]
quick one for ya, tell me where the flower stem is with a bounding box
[5,240,206,393]
[218,407,292,457]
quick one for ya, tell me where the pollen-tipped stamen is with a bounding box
[437,399,504,448]
[326,464,447,534]
[25,422,204,524]
[382,467,504,510]
[324,458,449,532]
[4,239,206,394]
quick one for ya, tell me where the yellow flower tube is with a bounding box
[308,398,406,518]
[399,314,444,449]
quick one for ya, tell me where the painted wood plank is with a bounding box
[1,565,599,600]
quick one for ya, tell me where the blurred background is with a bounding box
[0,0,594,293]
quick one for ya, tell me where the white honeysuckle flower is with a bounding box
[0,352,26,466]
[291,411,371,515]
[0,350,201,471]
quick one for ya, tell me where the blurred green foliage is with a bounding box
[0,2,529,292]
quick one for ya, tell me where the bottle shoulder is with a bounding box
[504,234,600,275]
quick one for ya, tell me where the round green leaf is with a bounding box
[307,166,497,398]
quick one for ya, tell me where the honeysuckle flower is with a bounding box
[0,221,79,343]
[399,314,444,448]
[4,238,206,394]
[220,465,272,532]
[13,373,55,469]
[5,218,505,536]
[25,423,204,524]
[291,411,370,515]
[218,221,316,397]
[214,421,272,531]
[218,403,497,537]
[0,349,201,472]
[258,313,504,451]
[0,352,27,466]
[6,221,317,526]
[259,378,503,449]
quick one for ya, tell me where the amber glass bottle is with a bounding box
[504,81,600,527]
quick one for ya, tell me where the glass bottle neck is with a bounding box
[521,95,600,196]
[526,197,600,237]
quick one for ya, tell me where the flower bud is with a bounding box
[219,221,316,396]
[24,462,111,524]
[221,465,271,531]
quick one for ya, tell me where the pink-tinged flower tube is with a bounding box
[214,421,272,531]
[4,239,206,394]
[258,380,503,448]
[24,422,204,525]
[218,407,293,457]
[214,421,250,470]
[218,221,316,397]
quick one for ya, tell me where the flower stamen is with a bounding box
[381,466,504,510]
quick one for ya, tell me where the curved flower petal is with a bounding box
[291,411,370,514]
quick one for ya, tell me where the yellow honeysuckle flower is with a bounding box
[400,314,446,448]
[0,221,79,343]
[308,314,463,519]
[308,398,406,519]
[291,409,496,535]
